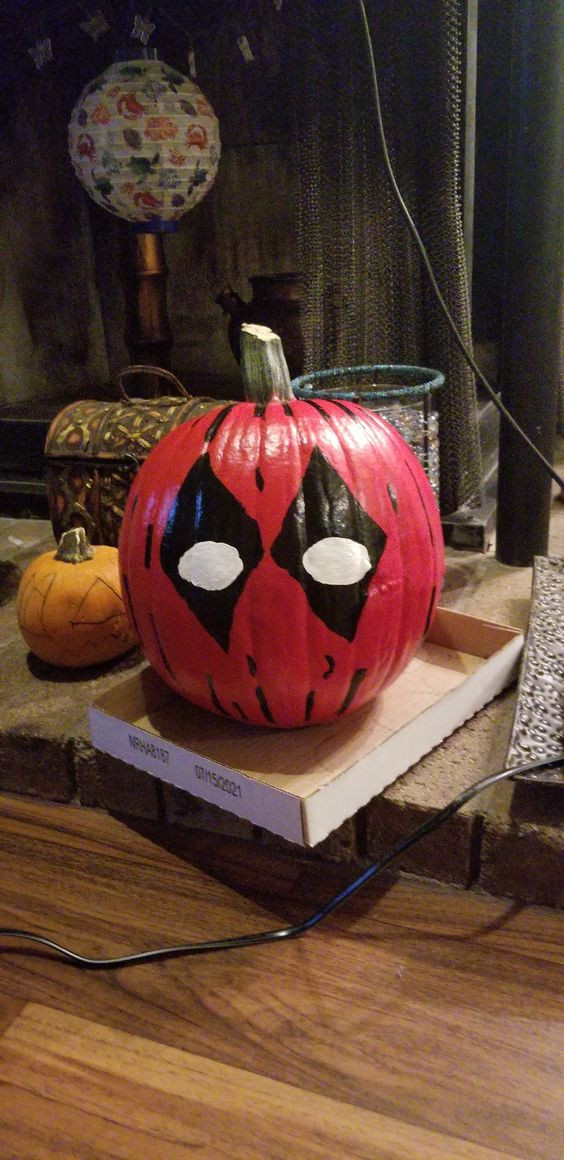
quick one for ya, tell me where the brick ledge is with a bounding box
[0,516,562,909]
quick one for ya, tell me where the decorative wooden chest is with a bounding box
[44,366,222,546]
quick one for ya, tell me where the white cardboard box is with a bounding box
[89,608,523,847]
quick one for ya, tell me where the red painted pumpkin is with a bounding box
[119,326,444,728]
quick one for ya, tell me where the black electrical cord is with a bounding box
[0,755,561,969]
[356,0,563,491]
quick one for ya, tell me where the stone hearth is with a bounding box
[0,479,562,909]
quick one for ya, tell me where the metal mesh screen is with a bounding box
[289,0,483,514]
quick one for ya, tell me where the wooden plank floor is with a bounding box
[0,795,562,1159]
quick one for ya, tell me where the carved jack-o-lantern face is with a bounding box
[119,397,444,728]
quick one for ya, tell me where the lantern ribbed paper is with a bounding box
[68,58,220,229]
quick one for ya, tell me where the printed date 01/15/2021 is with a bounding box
[195,763,243,798]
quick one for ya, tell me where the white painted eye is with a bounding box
[178,542,244,591]
[302,537,372,585]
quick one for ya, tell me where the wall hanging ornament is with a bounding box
[119,326,445,729]
[68,56,221,230]
[68,54,221,368]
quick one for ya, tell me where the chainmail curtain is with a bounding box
[289,0,482,514]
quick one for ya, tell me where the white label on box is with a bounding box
[89,707,305,844]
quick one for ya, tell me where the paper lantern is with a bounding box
[68,58,220,230]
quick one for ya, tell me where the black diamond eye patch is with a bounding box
[160,447,387,650]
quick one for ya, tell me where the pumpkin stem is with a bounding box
[240,324,295,404]
[55,527,95,564]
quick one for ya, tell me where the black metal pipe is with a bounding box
[495,0,562,566]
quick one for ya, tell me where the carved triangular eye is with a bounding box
[271,446,387,640]
[160,453,263,651]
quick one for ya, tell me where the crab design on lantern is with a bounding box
[119,327,445,728]
[117,91,146,118]
[133,189,163,209]
[77,133,96,160]
[185,122,208,150]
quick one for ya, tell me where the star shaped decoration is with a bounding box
[131,13,156,46]
[28,38,53,69]
[237,34,255,63]
[80,10,111,42]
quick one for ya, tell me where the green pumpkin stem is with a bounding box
[240,323,295,404]
[55,527,95,564]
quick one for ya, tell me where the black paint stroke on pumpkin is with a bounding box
[148,611,175,677]
[330,399,360,418]
[402,455,435,547]
[204,404,235,445]
[255,466,265,492]
[122,574,141,639]
[144,523,153,569]
[304,690,315,722]
[387,483,398,513]
[185,411,210,431]
[160,452,263,652]
[423,585,436,636]
[337,667,368,715]
[255,685,276,724]
[305,399,335,424]
[271,446,387,641]
[323,654,335,679]
[206,673,231,717]
[232,701,249,721]
[282,403,294,417]
[247,654,257,676]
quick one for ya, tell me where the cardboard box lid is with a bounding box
[90,608,523,846]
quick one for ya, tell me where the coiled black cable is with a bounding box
[0,756,561,970]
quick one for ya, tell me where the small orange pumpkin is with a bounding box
[16,527,138,668]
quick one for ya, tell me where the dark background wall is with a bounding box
[0,0,299,404]
[471,0,511,355]
[0,0,516,408]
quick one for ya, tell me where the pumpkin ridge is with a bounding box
[206,673,232,717]
[204,403,235,445]
[370,430,408,693]
[72,574,123,618]
[69,612,127,626]
[16,575,52,632]
[148,611,175,677]
[332,407,401,694]
[122,574,141,639]
[401,453,435,544]
[37,571,57,633]
[337,666,369,716]
[304,689,315,722]
[305,399,334,424]
[255,685,276,724]
[144,523,154,569]
[15,625,52,640]
[73,633,127,653]
[423,585,437,636]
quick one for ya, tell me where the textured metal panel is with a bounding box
[507,556,564,784]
